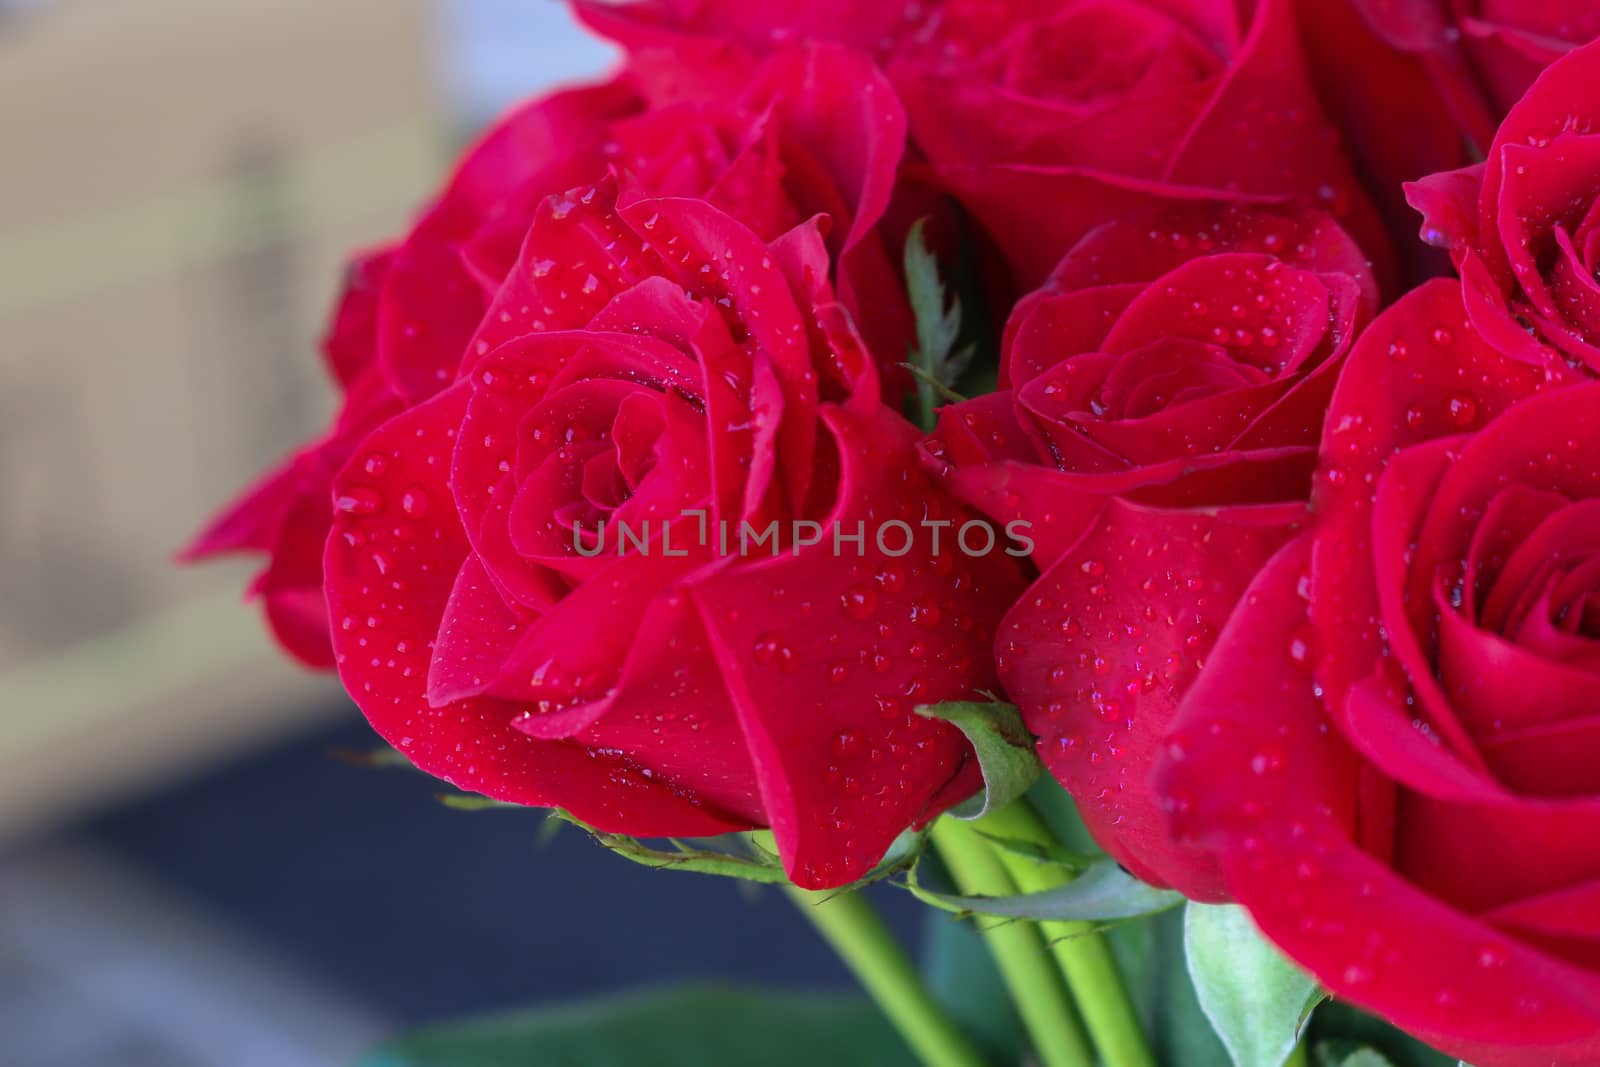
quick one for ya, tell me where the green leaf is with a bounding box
[914,700,1042,819]
[360,984,916,1067]
[1107,906,1232,1067]
[550,818,926,890]
[1185,902,1321,1067]
[902,218,973,431]
[1306,1000,1458,1067]
[905,219,961,368]
[908,854,1182,922]
[549,812,791,884]
[435,794,518,812]
[1314,1050,1398,1067]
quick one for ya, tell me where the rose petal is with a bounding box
[379,83,640,401]
[1438,583,1600,744]
[1157,533,1357,846]
[1163,0,1395,290]
[1371,437,1494,771]
[1051,202,1377,307]
[1482,499,1600,633]
[1485,876,1600,971]
[689,403,1021,887]
[620,195,821,513]
[1397,793,1600,914]
[1312,279,1557,716]
[514,586,765,823]
[1477,37,1600,286]
[1005,284,1142,388]
[1298,0,1469,282]
[322,247,395,387]
[1003,497,1306,898]
[1481,712,1600,798]
[747,45,915,370]
[1465,484,1570,618]
[935,161,1271,290]
[325,384,743,835]
[1494,137,1600,335]
[427,553,529,705]
[1157,537,1600,1066]
[1405,163,1487,255]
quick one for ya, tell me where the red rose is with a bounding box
[321,178,1024,888]
[1303,0,1600,157]
[1156,275,1600,1066]
[888,0,1394,292]
[1296,3,1600,287]
[1410,38,1600,374]
[579,1,1393,292]
[575,0,930,61]
[187,44,911,667]
[923,202,1374,897]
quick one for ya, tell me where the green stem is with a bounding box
[782,883,986,1067]
[975,803,1157,1067]
[929,817,1094,1067]
[1284,1039,1310,1067]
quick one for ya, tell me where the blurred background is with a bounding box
[0,3,921,1063]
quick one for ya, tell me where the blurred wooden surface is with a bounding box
[0,0,445,837]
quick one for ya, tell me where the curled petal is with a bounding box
[325,385,744,836]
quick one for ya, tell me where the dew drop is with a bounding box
[335,487,385,516]
[400,486,430,517]
[1445,392,1478,428]
[841,584,878,620]
[831,729,862,757]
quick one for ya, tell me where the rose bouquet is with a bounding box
[185,2,1600,1065]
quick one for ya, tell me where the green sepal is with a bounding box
[546,811,792,884]
[1185,902,1322,1067]
[907,852,1182,922]
[435,794,518,812]
[359,984,917,1067]
[1315,1050,1399,1067]
[547,816,927,890]
[915,700,1042,819]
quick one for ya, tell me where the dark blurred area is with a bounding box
[2,709,917,1065]
[0,3,912,1064]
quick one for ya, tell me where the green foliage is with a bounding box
[908,852,1182,923]
[1106,905,1233,1067]
[915,701,1042,819]
[1307,999,1459,1067]
[544,812,794,884]
[1185,903,1322,1067]
[903,218,977,430]
[1317,1050,1398,1067]
[435,794,517,812]
[360,985,917,1067]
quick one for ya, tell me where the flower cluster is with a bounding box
[190,3,1600,1063]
